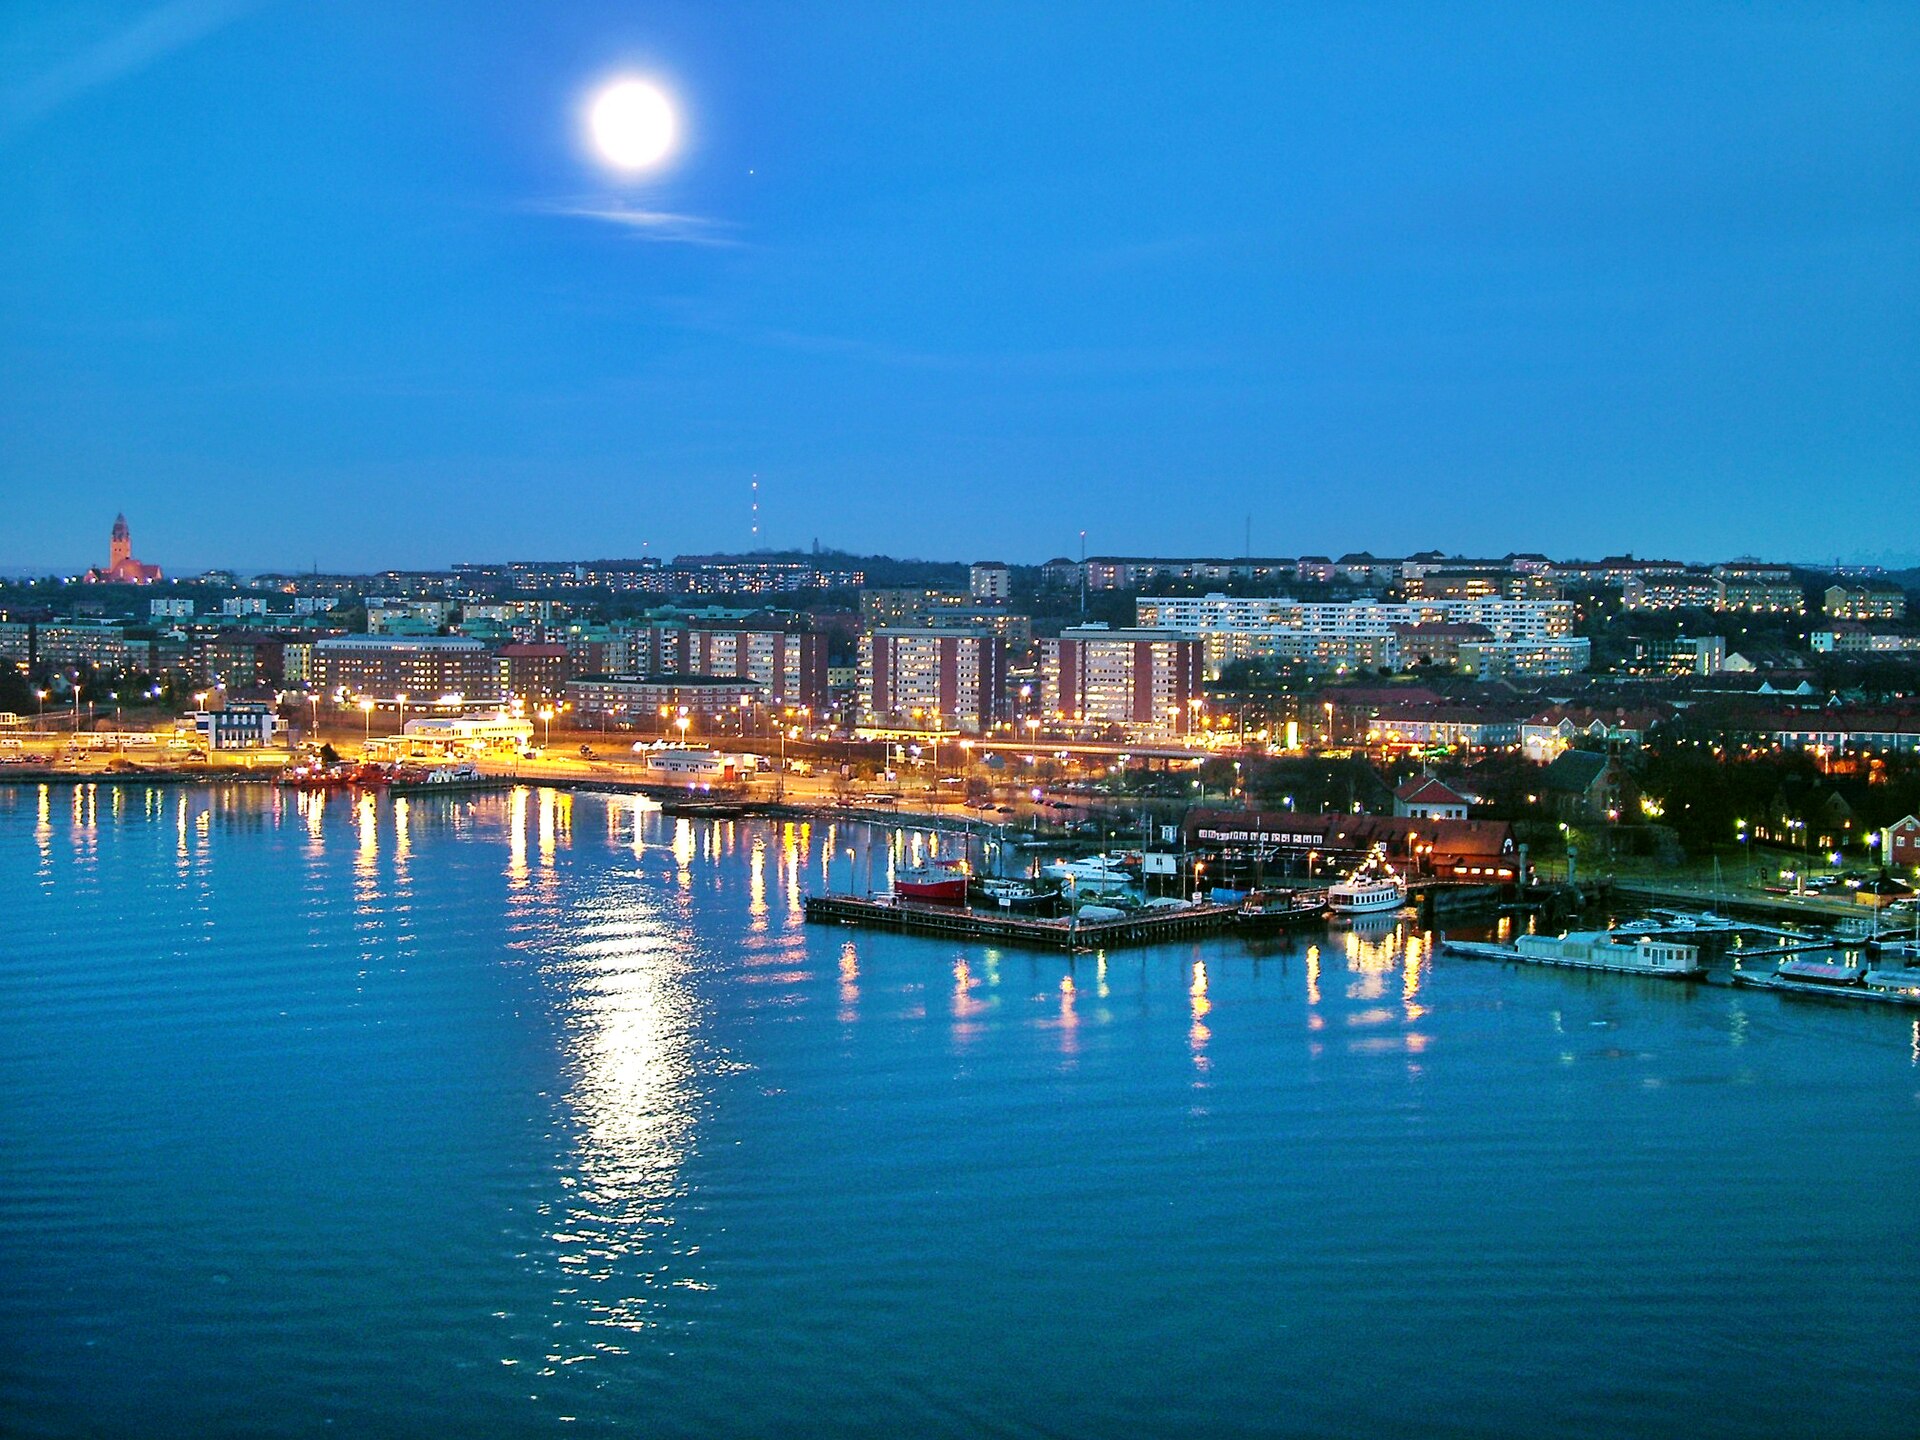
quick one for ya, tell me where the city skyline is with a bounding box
[5,4,1918,569]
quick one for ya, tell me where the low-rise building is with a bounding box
[1882,815,1920,870]
[1622,571,1720,610]
[1457,637,1591,679]
[1521,708,1662,764]
[1393,777,1471,821]
[565,673,764,725]
[1543,750,1637,823]
[1769,713,1920,756]
[190,702,283,750]
[1713,565,1805,614]
[1364,706,1524,750]
[1823,584,1907,622]
[1183,809,1520,881]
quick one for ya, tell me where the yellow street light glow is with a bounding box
[588,79,676,172]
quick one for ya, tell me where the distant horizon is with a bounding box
[4,525,1919,583]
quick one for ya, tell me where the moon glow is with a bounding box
[588,80,676,171]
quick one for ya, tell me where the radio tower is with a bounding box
[750,475,759,548]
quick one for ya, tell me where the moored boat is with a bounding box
[1443,929,1704,978]
[1327,846,1407,915]
[1733,955,1920,1006]
[894,859,968,905]
[972,877,1057,910]
[1238,887,1328,929]
[1041,852,1136,892]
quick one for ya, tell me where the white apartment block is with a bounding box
[1135,593,1575,677]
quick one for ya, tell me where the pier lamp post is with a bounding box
[676,711,691,747]
[360,697,374,746]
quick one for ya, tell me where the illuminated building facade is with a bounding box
[1040,626,1205,736]
[313,636,498,704]
[84,514,164,585]
[859,628,1007,732]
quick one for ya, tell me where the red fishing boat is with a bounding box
[893,859,968,905]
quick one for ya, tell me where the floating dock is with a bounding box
[803,893,1242,952]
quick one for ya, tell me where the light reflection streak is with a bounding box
[1189,960,1211,1074]
[538,789,557,866]
[302,788,326,852]
[36,784,52,875]
[748,836,767,927]
[508,787,528,886]
[1058,972,1079,1057]
[672,818,694,883]
[1402,932,1428,1022]
[952,957,987,1045]
[838,940,859,1023]
[544,883,703,1350]
[785,823,805,917]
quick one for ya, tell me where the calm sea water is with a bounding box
[3,783,1917,1439]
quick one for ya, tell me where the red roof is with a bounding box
[1395,777,1470,806]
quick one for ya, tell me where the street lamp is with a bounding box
[360,697,374,746]
[538,707,554,747]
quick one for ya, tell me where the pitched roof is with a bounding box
[1395,777,1471,807]
[1544,750,1612,792]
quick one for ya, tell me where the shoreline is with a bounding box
[6,770,1909,932]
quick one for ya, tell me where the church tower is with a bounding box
[111,514,132,569]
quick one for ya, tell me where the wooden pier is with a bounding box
[803,893,1242,952]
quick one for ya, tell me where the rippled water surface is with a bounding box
[3,783,1918,1438]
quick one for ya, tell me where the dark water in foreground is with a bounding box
[3,783,1917,1439]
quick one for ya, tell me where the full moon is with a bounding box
[588,79,676,171]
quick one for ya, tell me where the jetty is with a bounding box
[803,892,1241,952]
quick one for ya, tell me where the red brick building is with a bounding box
[1184,809,1519,881]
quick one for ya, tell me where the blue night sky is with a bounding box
[2,2,1917,574]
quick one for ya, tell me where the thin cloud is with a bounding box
[531,198,744,248]
[0,0,261,141]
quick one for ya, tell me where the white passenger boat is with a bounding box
[1443,930,1704,978]
[1327,846,1408,915]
